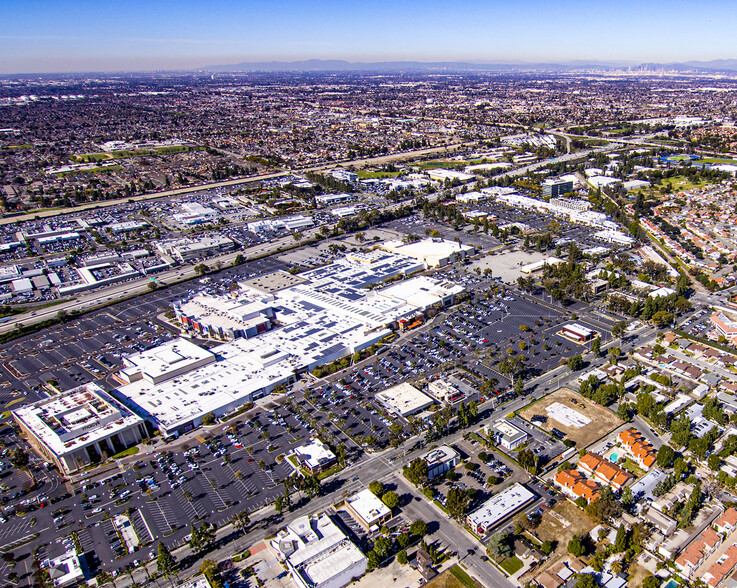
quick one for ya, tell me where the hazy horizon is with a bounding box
[2,0,737,74]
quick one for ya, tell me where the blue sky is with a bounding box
[1,0,736,73]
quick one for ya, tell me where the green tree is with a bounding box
[194,263,209,276]
[201,412,216,426]
[397,550,408,565]
[514,376,524,396]
[10,450,29,469]
[446,487,469,521]
[369,481,384,497]
[404,458,429,487]
[614,525,628,552]
[487,533,513,559]
[567,355,584,371]
[656,445,675,468]
[373,536,392,559]
[156,542,177,578]
[233,254,245,267]
[397,532,410,549]
[568,535,586,557]
[410,520,427,537]
[674,456,688,479]
[591,337,601,356]
[642,576,661,588]
[275,496,286,513]
[367,551,380,570]
[576,574,598,588]
[382,490,400,511]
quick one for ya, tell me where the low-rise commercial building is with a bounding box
[344,489,392,531]
[561,323,596,343]
[493,419,529,450]
[466,483,536,535]
[292,439,337,474]
[375,383,434,417]
[12,383,146,474]
[271,514,367,588]
[421,444,460,479]
[43,550,85,587]
[427,380,465,404]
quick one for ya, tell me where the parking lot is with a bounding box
[0,210,619,581]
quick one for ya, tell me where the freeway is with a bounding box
[0,141,472,227]
[0,224,327,335]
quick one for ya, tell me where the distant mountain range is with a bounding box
[201,58,737,74]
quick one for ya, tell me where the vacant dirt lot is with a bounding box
[518,387,623,448]
[520,499,596,584]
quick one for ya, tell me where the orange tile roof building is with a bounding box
[717,508,737,535]
[618,428,657,470]
[704,544,737,587]
[554,469,601,504]
[676,527,722,578]
[577,452,634,492]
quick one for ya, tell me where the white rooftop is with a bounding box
[293,439,336,471]
[123,338,215,383]
[346,489,391,526]
[12,383,143,458]
[375,383,434,416]
[467,483,536,531]
[381,238,473,267]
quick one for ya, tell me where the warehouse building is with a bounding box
[12,383,146,474]
[155,235,234,263]
[466,483,536,535]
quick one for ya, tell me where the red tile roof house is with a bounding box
[704,544,737,587]
[554,469,600,504]
[717,508,737,535]
[676,527,722,579]
[577,452,633,492]
[618,428,657,470]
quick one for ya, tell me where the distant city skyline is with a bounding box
[2,0,737,74]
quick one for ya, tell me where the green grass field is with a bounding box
[57,165,122,176]
[71,144,199,163]
[630,174,713,196]
[696,157,737,165]
[417,160,469,170]
[355,170,403,179]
